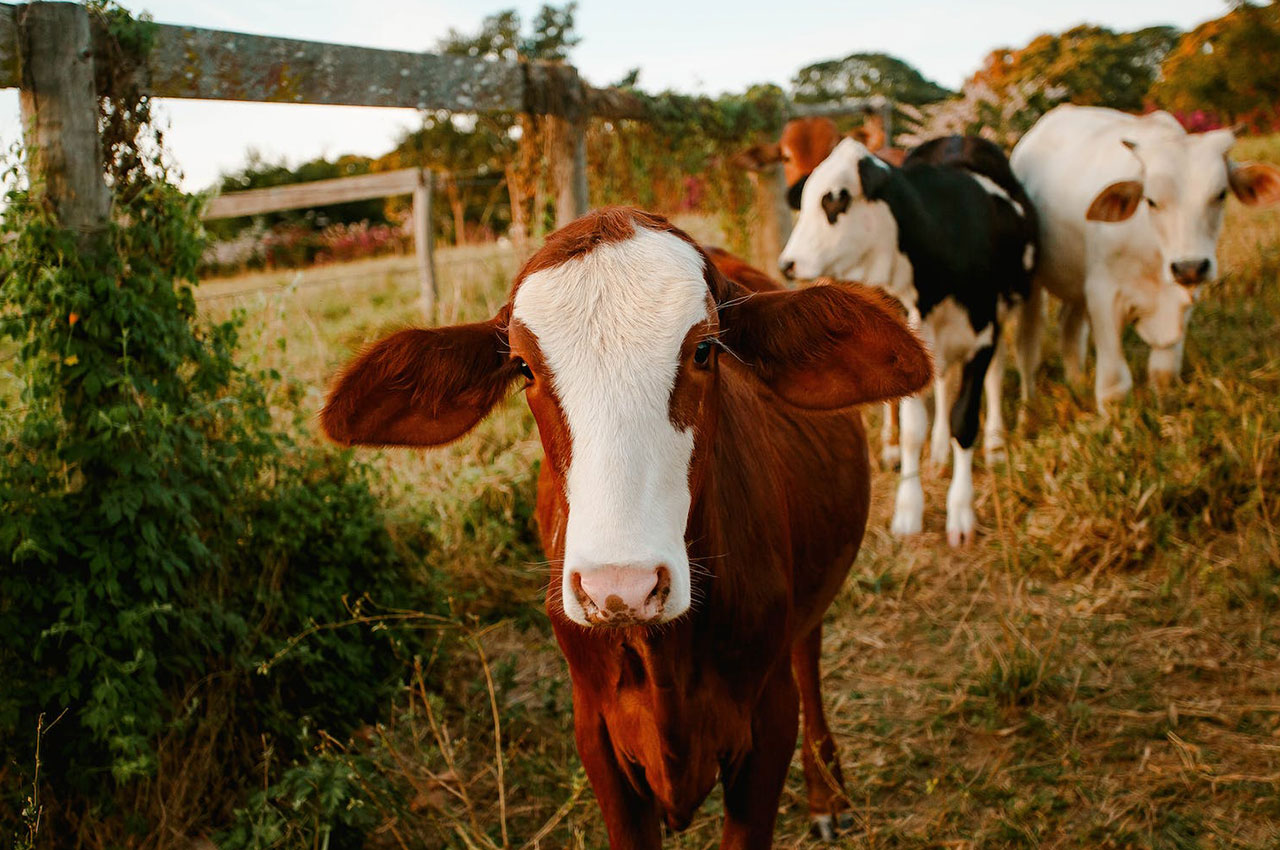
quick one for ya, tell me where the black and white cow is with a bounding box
[778,135,1037,545]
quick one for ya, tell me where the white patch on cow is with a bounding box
[1023,242,1036,271]
[927,297,992,365]
[945,443,976,547]
[512,225,708,626]
[778,138,916,305]
[966,170,1026,218]
[891,394,927,537]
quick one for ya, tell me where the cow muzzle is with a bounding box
[569,564,672,626]
[1170,258,1211,287]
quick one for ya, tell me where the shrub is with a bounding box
[0,5,434,845]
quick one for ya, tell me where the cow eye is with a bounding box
[693,340,713,368]
[1145,197,1159,209]
[516,358,534,382]
[1215,189,1228,203]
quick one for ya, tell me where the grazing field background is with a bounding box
[179,136,1280,848]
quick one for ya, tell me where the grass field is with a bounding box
[195,143,1280,848]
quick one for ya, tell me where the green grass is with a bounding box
[178,137,1280,847]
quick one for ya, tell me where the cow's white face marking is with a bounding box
[1127,129,1235,287]
[512,226,709,626]
[780,139,907,288]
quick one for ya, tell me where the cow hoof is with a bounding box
[1149,369,1177,391]
[946,510,976,547]
[892,477,924,537]
[880,444,902,469]
[983,439,1007,465]
[929,442,951,469]
[810,813,854,842]
[891,513,923,537]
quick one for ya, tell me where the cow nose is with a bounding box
[780,259,796,280]
[1170,258,1210,286]
[570,565,671,626]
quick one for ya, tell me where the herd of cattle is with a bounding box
[321,105,1280,847]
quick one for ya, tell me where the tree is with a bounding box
[1152,2,1280,131]
[791,52,953,106]
[969,24,1180,114]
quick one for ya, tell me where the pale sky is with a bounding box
[0,0,1229,191]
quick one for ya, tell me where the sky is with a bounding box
[0,0,1230,191]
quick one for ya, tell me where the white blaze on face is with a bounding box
[512,226,709,626]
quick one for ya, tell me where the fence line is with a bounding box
[4,1,894,323]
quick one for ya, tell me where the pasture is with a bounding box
[191,136,1280,848]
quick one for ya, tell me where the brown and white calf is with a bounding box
[322,208,930,848]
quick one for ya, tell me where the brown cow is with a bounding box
[322,208,931,847]
[734,112,906,209]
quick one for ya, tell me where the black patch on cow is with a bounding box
[949,339,996,450]
[856,135,1040,459]
[859,136,1036,335]
[857,156,892,200]
[821,188,851,224]
[786,175,807,210]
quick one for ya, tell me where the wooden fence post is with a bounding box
[879,99,894,147]
[413,169,437,321]
[545,65,589,228]
[17,1,110,242]
[747,164,792,277]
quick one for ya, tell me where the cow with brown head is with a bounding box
[323,208,931,846]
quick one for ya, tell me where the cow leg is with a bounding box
[1148,303,1192,388]
[575,709,662,850]
[1014,278,1045,402]
[791,624,850,840]
[929,370,951,471]
[720,664,800,850]
[983,334,1007,463]
[890,392,928,537]
[1061,300,1091,386]
[946,343,995,547]
[880,401,901,468]
[1085,285,1133,412]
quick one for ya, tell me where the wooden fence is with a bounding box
[2,1,891,316]
[200,167,439,314]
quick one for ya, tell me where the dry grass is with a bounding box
[197,142,1280,849]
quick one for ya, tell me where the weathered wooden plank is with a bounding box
[17,2,110,239]
[137,20,525,111]
[747,165,791,278]
[201,168,420,219]
[0,4,17,89]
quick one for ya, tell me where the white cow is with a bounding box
[1011,104,1280,410]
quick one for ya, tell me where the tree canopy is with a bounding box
[792,52,953,106]
[969,24,1180,114]
[1152,1,1280,131]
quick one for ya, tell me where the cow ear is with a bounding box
[730,142,782,171]
[321,312,518,447]
[717,281,932,409]
[1086,180,1144,222]
[1229,161,1280,207]
[857,155,892,200]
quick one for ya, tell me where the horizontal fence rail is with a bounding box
[0,2,650,119]
[5,0,896,321]
[201,168,422,220]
